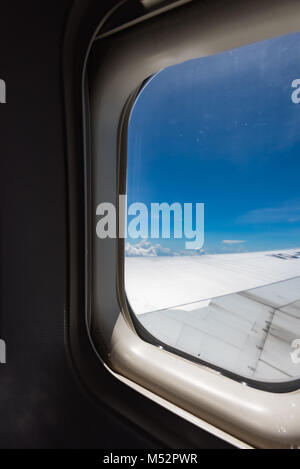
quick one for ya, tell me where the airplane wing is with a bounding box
[138,277,300,381]
[126,249,300,381]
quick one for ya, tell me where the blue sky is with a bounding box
[126,32,300,255]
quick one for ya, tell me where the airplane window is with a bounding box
[124,32,300,385]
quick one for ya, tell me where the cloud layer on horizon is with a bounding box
[125,240,205,257]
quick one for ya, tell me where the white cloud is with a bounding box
[125,240,177,257]
[222,240,246,245]
[125,240,205,257]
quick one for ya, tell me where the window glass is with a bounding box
[125,32,300,384]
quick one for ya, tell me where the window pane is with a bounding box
[125,32,300,385]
